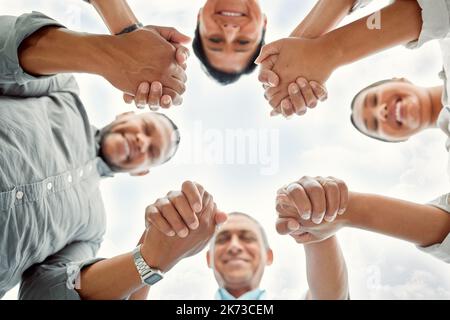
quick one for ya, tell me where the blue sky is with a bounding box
[2,0,450,299]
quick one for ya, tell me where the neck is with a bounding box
[426,86,444,128]
[225,285,256,299]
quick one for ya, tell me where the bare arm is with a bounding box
[344,192,450,247]
[291,0,356,38]
[89,0,139,35]
[304,236,349,300]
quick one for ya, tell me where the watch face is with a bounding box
[144,273,163,285]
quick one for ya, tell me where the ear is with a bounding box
[263,14,268,29]
[129,170,150,177]
[197,8,202,23]
[265,249,274,266]
[206,250,212,268]
[116,111,135,120]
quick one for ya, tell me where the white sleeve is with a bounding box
[407,0,450,49]
[350,0,374,13]
[416,194,450,264]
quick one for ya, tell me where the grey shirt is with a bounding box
[0,12,114,299]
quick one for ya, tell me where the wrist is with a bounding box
[336,191,364,228]
[319,32,345,70]
[91,0,140,35]
[140,241,173,273]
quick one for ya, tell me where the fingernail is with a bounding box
[152,82,162,91]
[137,103,145,109]
[167,231,176,237]
[324,215,336,222]
[194,203,202,212]
[149,105,159,111]
[301,213,310,220]
[162,96,171,105]
[178,228,189,238]
[312,216,323,224]
[288,220,300,231]
[338,209,346,215]
[290,84,299,94]
[189,221,199,230]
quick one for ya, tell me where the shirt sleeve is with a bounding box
[18,241,105,300]
[406,0,450,49]
[416,194,450,264]
[350,0,374,13]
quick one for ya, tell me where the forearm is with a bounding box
[129,287,150,300]
[90,0,139,35]
[343,192,450,247]
[304,236,349,300]
[19,26,113,77]
[77,252,145,300]
[291,0,355,38]
[325,0,422,68]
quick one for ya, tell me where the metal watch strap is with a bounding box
[133,244,164,285]
[115,22,143,35]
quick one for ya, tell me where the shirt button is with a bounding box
[16,191,24,200]
[68,175,73,183]
[79,170,84,177]
[47,182,52,190]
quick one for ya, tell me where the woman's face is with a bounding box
[351,80,432,141]
[198,0,267,72]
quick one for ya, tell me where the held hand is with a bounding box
[123,26,191,110]
[275,176,349,244]
[141,190,227,272]
[102,27,187,107]
[256,37,335,116]
[145,181,226,238]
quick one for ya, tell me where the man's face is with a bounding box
[352,80,432,141]
[198,0,266,72]
[100,112,177,174]
[208,215,272,291]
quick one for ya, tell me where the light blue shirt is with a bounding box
[215,288,267,300]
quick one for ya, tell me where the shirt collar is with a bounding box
[215,288,266,300]
[94,127,115,178]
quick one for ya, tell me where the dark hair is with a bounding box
[192,24,266,85]
[154,112,181,163]
[350,79,405,143]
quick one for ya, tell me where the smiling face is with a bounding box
[100,112,179,175]
[351,79,433,142]
[198,0,267,73]
[207,214,272,294]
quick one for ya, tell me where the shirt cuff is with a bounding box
[406,0,450,49]
[416,194,450,264]
[7,11,65,85]
[350,0,373,13]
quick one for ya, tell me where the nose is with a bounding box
[376,103,388,122]
[226,235,243,255]
[221,23,239,43]
[136,133,151,154]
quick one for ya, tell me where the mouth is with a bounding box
[393,97,404,127]
[223,257,250,264]
[217,11,246,17]
[123,134,137,162]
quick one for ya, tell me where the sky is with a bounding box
[2,0,450,300]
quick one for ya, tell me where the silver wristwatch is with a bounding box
[133,244,164,286]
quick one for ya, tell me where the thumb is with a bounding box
[158,26,191,44]
[255,40,283,64]
[214,210,228,226]
[174,44,190,66]
[276,218,300,235]
[123,93,134,104]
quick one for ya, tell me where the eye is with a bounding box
[237,39,250,45]
[209,37,223,43]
